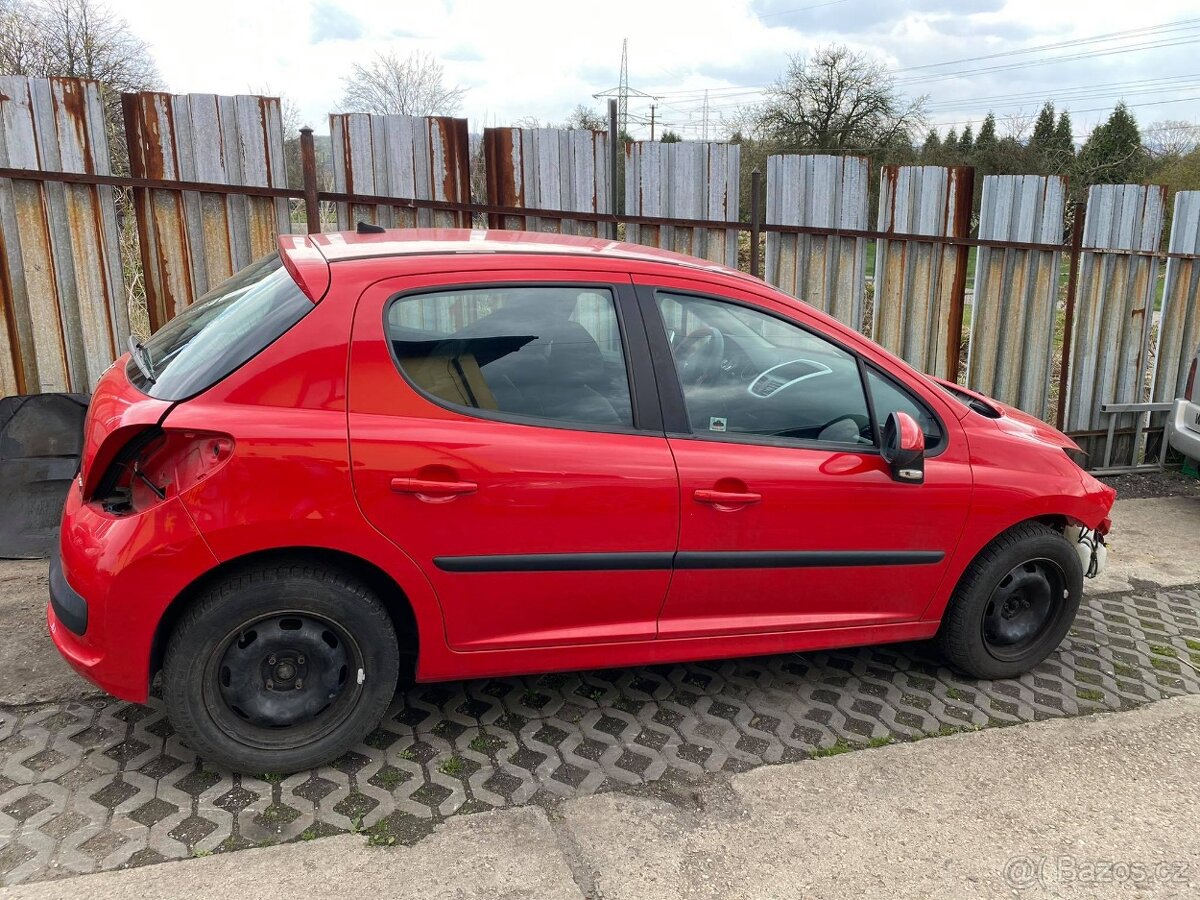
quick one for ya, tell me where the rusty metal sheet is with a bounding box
[329,113,471,231]
[0,76,127,396]
[967,174,1066,420]
[482,127,608,236]
[1065,183,1166,463]
[873,165,974,380]
[1154,191,1200,408]
[123,91,290,330]
[764,154,868,329]
[623,141,739,267]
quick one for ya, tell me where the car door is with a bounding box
[348,269,677,651]
[636,274,973,639]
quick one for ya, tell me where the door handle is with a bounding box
[694,489,761,505]
[391,477,478,496]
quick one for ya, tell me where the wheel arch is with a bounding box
[148,546,420,689]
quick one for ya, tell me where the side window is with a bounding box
[387,286,634,429]
[655,293,872,445]
[866,368,943,447]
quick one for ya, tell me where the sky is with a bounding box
[107,0,1200,147]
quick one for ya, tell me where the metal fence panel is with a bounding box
[482,127,608,235]
[873,165,973,379]
[765,154,868,330]
[624,141,739,267]
[967,174,1066,420]
[329,113,471,231]
[1154,191,1200,409]
[123,91,290,331]
[1065,183,1166,462]
[0,76,126,395]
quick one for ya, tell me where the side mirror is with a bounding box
[882,411,925,484]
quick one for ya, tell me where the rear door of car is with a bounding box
[347,266,679,652]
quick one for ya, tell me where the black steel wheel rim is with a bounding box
[981,558,1066,662]
[203,611,365,751]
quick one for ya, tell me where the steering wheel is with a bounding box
[674,327,725,385]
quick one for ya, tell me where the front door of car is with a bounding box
[636,275,973,639]
[348,270,677,651]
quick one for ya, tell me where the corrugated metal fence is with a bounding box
[873,165,974,381]
[0,76,126,395]
[966,174,1066,421]
[1065,184,1166,462]
[764,154,869,329]
[1,75,1199,472]
[483,127,608,236]
[624,141,740,268]
[329,113,471,230]
[123,91,291,330]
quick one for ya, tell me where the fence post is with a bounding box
[300,126,321,235]
[608,99,619,240]
[1056,199,1086,432]
[749,168,762,279]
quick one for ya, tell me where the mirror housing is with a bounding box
[882,411,925,484]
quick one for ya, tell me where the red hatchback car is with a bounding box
[49,228,1115,772]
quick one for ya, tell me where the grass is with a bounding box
[438,755,466,777]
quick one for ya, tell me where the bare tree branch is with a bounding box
[338,50,465,117]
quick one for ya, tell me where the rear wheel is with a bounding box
[936,523,1083,679]
[163,563,399,773]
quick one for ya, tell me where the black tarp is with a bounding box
[0,394,89,559]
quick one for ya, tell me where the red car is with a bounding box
[49,228,1115,772]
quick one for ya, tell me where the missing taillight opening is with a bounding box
[92,428,234,515]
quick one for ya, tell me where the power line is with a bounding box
[756,0,851,19]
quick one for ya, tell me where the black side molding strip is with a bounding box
[49,550,88,635]
[433,550,944,573]
[434,552,675,573]
[676,550,945,569]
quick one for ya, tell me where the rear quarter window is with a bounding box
[127,254,312,401]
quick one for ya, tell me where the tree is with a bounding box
[0,0,160,91]
[660,130,682,143]
[958,124,974,154]
[975,113,998,154]
[920,128,942,160]
[1052,112,1075,161]
[1077,102,1148,185]
[562,104,606,131]
[753,45,926,150]
[1145,119,1200,159]
[339,50,464,116]
[1031,101,1056,151]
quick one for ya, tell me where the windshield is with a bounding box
[127,254,312,401]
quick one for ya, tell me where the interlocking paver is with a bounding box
[0,585,1195,884]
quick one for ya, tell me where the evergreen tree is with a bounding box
[659,130,682,143]
[958,124,974,154]
[921,129,942,159]
[1052,112,1075,159]
[944,126,958,149]
[975,113,998,154]
[1031,101,1056,150]
[1077,102,1147,185]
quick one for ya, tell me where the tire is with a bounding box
[936,522,1083,679]
[163,563,400,773]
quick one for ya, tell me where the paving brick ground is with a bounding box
[1,583,1197,886]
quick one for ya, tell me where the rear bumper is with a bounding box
[48,479,219,703]
[1167,398,1200,461]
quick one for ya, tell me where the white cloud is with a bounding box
[108,0,1199,140]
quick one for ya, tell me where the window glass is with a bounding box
[656,293,871,445]
[387,286,633,428]
[866,368,943,446]
[127,253,312,401]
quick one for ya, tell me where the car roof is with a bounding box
[280,227,756,282]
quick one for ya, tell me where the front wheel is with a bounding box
[936,523,1084,679]
[162,563,400,773]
